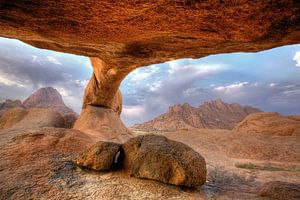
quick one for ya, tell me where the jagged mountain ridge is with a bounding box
[132,99,261,131]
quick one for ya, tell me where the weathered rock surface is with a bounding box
[75,141,123,171]
[259,181,300,200]
[23,87,78,127]
[233,112,300,136]
[0,107,28,131]
[0,108,66,131]
[74,106,132,143]
[123,135,207,187]
[0,126,299,199]
[1,1,299,65]
[1,1,300,111]
[0,127,93,199]
[83,58,124,114]
[133,99,261,131]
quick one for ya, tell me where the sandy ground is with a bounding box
[0,127,299,199]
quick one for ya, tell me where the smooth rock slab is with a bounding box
[75,141,123,170]
[123,135,207,187]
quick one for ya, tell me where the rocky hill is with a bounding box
[23,87,78,127]
[0,87,78,128]
[233,112,300,136]
[132,99,261,131]
[0,99,23,117]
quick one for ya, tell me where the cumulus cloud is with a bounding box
[122,105,146,118]
[31,55,63,66]
[214,82,249,91]
[131,72,151,82]
[130,64,160,82]
[168,60,224,76]
[0,73,25,87]
[46,56,62,65]
[294,51,300,67]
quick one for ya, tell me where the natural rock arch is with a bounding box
[1,0,300,140]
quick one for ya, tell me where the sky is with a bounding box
[0,37,299,126]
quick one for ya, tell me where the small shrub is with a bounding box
[235,162,299,172]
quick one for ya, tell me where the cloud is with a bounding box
[46,56,62,65]
[294,51,300,67]
[149,81,162,92]
[214,82,249,91]
[122,105,146,118]
[121,105,147,125]
[130,64,160,82]
[31,55,63,66]
[168,60,224,76]
[0,73,25,87]
[131,72,151,82]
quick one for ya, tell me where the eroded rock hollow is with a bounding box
[1,0,300,138]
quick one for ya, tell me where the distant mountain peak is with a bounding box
[0,87,78,128]
[132,99,261,131]
[23,87,65,108]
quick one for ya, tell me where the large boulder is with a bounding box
[123,135,207,187]
[74,141,123,170]
[74,106,132,143]
[259,181,300,200]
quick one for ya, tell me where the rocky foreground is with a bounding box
[1,123,300,199]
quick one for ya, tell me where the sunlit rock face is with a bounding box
[0,1,299,66]
[73,106,132,143]
[82,58,124,114]
[0,0,300,135]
